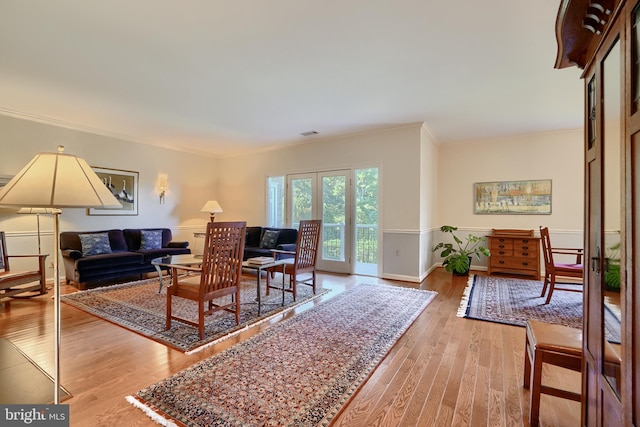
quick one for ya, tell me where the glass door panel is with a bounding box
[287,171,351,273]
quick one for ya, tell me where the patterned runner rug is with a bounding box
[61,274,329,354]
[127,283,437,426]
[459,274,621,343]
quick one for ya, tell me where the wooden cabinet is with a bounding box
[487,229,540,280]
[556,0,633,425]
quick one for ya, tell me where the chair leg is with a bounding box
[165,292,172,331]
[198,300,205,340]
[529,348,544,427]
[544,273,556,304]
[540,273,550,298]
[235,290,240,324]
[291,273,297,301]
[311,270,316,294]
[524,335,532,389]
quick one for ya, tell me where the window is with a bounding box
[266,176,285,227]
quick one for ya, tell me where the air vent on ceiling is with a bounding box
[300,131,318,137]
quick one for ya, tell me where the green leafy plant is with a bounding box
[432,225,490,275]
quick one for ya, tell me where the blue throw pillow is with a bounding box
[140,230,163,250]
[259,230,280,249]
[79,233,112,256]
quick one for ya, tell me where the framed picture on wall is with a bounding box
[0,175,12,188]
[88,167,139,215]
[474,179,552,214]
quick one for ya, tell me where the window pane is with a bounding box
[266,176,284,227]
[322,175,346,261]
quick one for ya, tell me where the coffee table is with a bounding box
[151,254,203,293]
[242,259,287,315]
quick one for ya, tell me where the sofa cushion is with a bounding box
[123,228,173,250]
[260,230,280,249]
[140,229,163,250]
[60,229,128,252]
[245,227,263,247]
[79,233,112,256]
[75,252,144,269]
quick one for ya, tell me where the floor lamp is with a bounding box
[0,146,120,404]
[17,207,54,254]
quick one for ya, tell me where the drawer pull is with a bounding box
[499,238,506,242]
[523,239,529,243]
[522,246,529,250]
[499,251,506,255]
[522,252,528,256]
[499,260,505,264]
[499,244,506,249]
[522,262,529,266]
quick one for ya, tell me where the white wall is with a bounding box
[435,129,585,270]
[419,123,440,280]
[216,124,425,281]
[0,114,586,282]
[0,115,218,276]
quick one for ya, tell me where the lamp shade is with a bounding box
[0,146,121,208]
[201,200,223,213]
[17,207,55,214]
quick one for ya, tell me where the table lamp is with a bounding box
[201,200,223,222]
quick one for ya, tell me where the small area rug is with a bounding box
[127,283,437,427]
[61,275,329,354]
[459,274,621,343]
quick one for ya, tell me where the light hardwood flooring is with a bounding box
[0,268,581,426]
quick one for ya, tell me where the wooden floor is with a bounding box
[0,268,581,426]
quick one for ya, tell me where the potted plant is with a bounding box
[432,225,490,275]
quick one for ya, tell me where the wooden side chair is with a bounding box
[539,226,584,304]
[0,231,48,301]
[165,221,246,340]
[266,219,322,301]
[523,320,582,427]
[524,319,621,427]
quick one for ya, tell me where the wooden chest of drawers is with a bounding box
[487,229,540,280]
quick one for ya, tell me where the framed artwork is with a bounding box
[474,179,552,214]
[0,175,12,188]
[88,167,139,215]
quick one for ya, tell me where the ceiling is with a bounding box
[0,1,584,157]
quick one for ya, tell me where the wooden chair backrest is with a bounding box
[294,220,322,272]
[0,231,8,272]
[539,226,554,269]
[200,221,246,294]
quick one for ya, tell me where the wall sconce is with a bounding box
[157,174,169,204]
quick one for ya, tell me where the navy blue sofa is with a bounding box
[60,228,190,289]
[243,226,298,260]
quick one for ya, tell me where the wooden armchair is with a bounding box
[0,231,48,300]
[539,226,584,304]
[165,221,246,340]
[266,219,322,301]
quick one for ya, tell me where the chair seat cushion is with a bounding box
[526,319,582,356]
[555,263,583,273]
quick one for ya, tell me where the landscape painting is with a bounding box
[474,179,551,214]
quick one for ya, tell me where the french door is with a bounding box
[287,171,352,273]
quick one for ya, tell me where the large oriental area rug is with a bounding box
[61,275,329,354]
[459,274,621,343]
[127,283,437,427]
